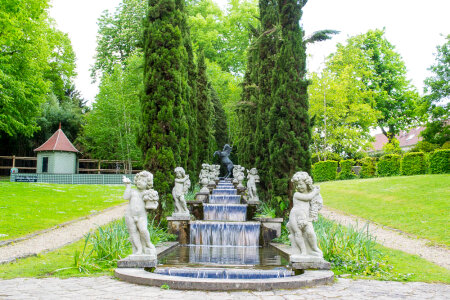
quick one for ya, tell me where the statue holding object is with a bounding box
[172,167,191,217]
[246,168,260,202]
[122,172,158,258]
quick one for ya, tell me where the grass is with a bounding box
[0,218,176,279]
[318,174,450,247]
[0,182,126,241]
[273,216,450,283]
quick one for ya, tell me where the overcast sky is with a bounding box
[49,0,449,104]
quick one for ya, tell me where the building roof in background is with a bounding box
[371,127,425,152]
[34,126,79,153]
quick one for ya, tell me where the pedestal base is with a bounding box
[290,256,331,270]
[195,192,209,202]
[117,254,157,268]
[167,216,191,244]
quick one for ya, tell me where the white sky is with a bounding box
[49,0,450,104]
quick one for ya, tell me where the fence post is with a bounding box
[97,160,101,174]
[12,155,15,168]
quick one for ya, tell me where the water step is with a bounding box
[209,195,241,204]
[212,189,237,195]
[190,221,260,246]
[203,204,247,221]
[154,267,293,279]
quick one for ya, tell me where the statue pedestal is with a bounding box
[187,200,204,220]
[167,215,191,244]
[207,183,216,193]
[195,192,209,202]
[236,186,246,195]
[117,254,157,268]
[290,256,331,270]
[256,217,283,246]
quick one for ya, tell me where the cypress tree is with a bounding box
[140,0,190,213]
[268,0,311,200]
[210,86,228,149]
[255,0,279,192]
[196,50,214,163]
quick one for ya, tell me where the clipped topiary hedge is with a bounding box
[401,152,427,175]
[429,149,450,174]
[338,159,357,180]
[377,154,401,177]
[312,160,338,182]
[359,157,376,178]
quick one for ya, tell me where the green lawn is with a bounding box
[319,174,450,246]
[0,182,126,241]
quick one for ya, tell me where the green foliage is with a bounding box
[338,159,357,180]
[429,149,450,174]
[410,141,440,153]
[359,157,376,179]
[140,0,190,204]
[382,138,403,155]
[420,103,450,147]
[309,71,379,157]
[401,152,427,176]
[275,216,410,280]
[255,201,276,218]
[91,0,147,78]
[268,0,311,196]
[326,29,421,141]
[312,161,337,182]
[423,35,449,105]
[377,154,401,177]
[210,87,228,149]
[80,52,142,165]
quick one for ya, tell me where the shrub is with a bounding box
[338,159,357,180]
[359,157,376,178]
[312,161,338,182]
[377,154,401,177]
[401,152,427,175]
[410,141,439,153]
[429,149,450,174]
[382,138,402,155]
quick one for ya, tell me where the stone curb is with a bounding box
[115,268,334,291]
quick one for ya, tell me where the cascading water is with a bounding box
[190,221,260,246]
[203,204,247,221]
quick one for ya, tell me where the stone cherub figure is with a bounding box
[199,163,210,193]
[172,167,191,216]
[287,171,323,258]
[122,171,158,257]
[235,165,245,188]
[246,168,260,201]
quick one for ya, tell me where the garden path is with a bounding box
[321,206,450,269]
[0,276,448,299]
[0,204,126,264]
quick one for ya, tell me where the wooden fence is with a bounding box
[0,156,143,175]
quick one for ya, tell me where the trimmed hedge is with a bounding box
[429,149,450,174]
[338,159,357,180]
[377,154,401,177]
[359,157,376,178]
[312,161,338,182]
[401,152,427,175]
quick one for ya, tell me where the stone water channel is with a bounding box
[156,180,292,279]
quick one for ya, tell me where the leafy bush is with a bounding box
[401,152,427,175]
[410,141,439,153]
[377,154,401,177]
[273,216,411,280]
[255,202,277,218]
[312,161,338,182]
[429,149,450,174]
[338,159,357,180]
[359,157,376,178]
[382,138,402,155]
[71,217,176,273]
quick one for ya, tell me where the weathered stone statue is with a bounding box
[232,165,240,184]
[121,171,158,261]
[172,167,191,217]
[235,165,245,188]
[213,164,221,181]
[246,168,260,202]
[213,144,234,178]
[207,164,216,186]
[287,171,323,260]
[199,163,210,193]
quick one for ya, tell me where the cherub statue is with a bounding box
[235,165,245,188]
[172,167,191,216]
[207,164,216,186]
[232,165,241,184]
[247,168,260,201]
[213,165,221,181]
[122,171,158,257]
[287,171,323,258]
[199,163,210,193]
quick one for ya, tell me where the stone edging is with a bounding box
[0,203,127,248]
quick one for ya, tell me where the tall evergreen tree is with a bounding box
[196,50,214,163]
[211,86,228,149]
[255,0,279,192]
[268,0,311,200]
[140,0,190,214]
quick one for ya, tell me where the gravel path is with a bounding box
[0,276,448,299]
[321,206,450,269]
[0,204,126,264]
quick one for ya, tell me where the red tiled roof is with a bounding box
[371,127,425,151]
[34,129,79,153]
